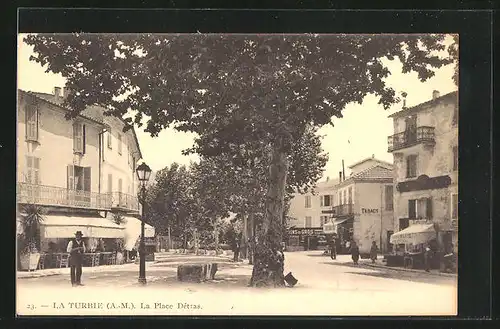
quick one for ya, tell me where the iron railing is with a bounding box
[17,182,110,210]
[109,192,140,212]
[333,204,354,216]
[388,126,435,152]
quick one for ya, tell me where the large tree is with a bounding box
[25,33,455,286]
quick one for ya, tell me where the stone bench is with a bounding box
[177,263,218,283]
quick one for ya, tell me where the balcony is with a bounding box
[109,192,140,213]
[17,182,110,210]
[388,126,436,152]
[333,204,354,217]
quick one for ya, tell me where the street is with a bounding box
[17,251,457,316]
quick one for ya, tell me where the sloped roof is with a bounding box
[347,157,393,169]
[21,90,143,159]
[351,165,393,181]
[388,91,458,119]
[23,90,105,125]
[337,165,393,187]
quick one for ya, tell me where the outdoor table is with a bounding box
[82,253,101,267]
[100,252,114,265]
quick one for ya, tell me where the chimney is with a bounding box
[54,87,61,101]
[339,171,342,183]
[432,90,440,100]
[372,154,375,158]
[326,176,329,182]
[342,160,345,181]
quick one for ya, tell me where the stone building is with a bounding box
[17,87,154,256]
[388,90,458,253]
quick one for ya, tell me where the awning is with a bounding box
[40,214,125,239]
[390,224,436,245]
[333,218,350,225]
[122,216,155,251]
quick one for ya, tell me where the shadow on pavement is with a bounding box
[320,261,456,285]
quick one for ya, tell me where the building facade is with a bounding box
[17,87,151,255]
[330,157,394,255]
[388,90,458,253]
[287,157,394,254]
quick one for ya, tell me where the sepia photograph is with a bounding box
[16,32,458,316]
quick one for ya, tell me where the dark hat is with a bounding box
[75,231,83,236]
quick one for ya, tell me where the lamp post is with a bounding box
[136,162,152,285]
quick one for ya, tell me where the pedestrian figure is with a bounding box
[424,243,432,272]
[370,241,378,263]
[67,231,86,286]
[350,241,360,265]
[329,238,337,260]
[345,240,351,252]
[232,232,242,262]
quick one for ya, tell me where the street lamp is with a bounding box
[136,162,152,284]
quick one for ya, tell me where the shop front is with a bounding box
[38,213,126,269]
[389,222,441,269]
[287,227,326,251]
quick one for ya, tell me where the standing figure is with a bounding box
[67,231,86,286]
[350,241,360,265]
[424,243,432,272]
[329,238,337,260]
[370,241,378,263]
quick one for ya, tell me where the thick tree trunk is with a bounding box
[249,139,287,287]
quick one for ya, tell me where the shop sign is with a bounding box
[288,228,323,236]
[361,208,379,214]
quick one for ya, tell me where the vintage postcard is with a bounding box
[16,32,458,316]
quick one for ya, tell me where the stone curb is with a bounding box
[361,262,457,277]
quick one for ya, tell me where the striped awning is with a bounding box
[390,224,435,245]
[40,214,125,239]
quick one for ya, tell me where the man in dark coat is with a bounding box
[66,231,86,286]
[350,241,360,265]
[370,241,378,263]
[329,238,337,260]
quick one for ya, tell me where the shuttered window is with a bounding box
[304,196,311,208]
[348,187,352,204]
[26,156,41,184]
[408,199,416,219]
[67,165,75,190]
[406,155,418,178]
[108,174,113,193]
[25,104,39,141]
[73,122,86,154]
[305,216,312,228]
[107,130,112,149]
[118,134,122,155]
[385,185,394,210]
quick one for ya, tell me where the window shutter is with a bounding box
[67,165,75,190]
[408,200,416,219]
[34,158,40,184]
[83,167,91,192]
[25,156,33,183]
[320,196,324,207]
[426,198,433,219]
[108,174,113,193]
[107,131,112,149]
[118,178,123,193]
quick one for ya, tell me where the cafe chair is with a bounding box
[58,254,70,268]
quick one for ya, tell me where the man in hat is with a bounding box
[66,231,86,286]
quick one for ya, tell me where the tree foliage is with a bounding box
[25,33,455,286]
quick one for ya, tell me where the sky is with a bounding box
[17,34,457,180]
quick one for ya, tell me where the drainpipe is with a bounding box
[380,184,383,252]
[98,129,107,195]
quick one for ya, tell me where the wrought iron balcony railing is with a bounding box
[388,126,436,152]
[109,192,140,213]
[333,204,354,217]
[17,182,110,210]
